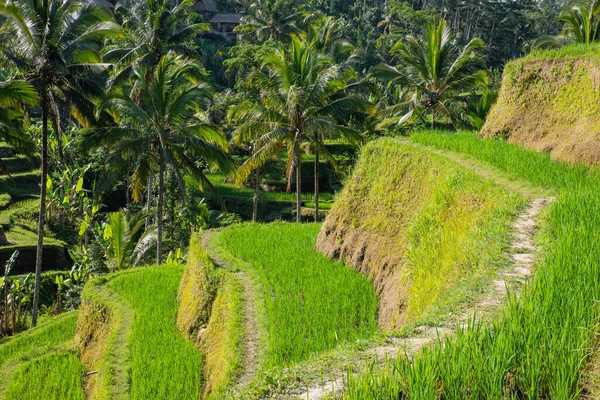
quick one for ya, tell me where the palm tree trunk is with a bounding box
[431,113,435,129]
[314,150,319,222]
[252,168,260,223]
[145,174,152,230]
[156,157,165,265]
[31,91,48,328]
[296,156,302,223]
[330,0,334,14]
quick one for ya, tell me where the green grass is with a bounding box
[201,271,244,399]
[0,198,64,248]
[197,173,334,203]
[525,42,600,60]
[106,266,202,400]
[219,223,378,368]
[0,311,80,399]
[0,194,10,210]
[343,130,600,398]
[4,352,85,400]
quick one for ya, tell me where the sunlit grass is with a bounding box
[343,130,600,398]
[106,266,202,400]
[0,312,80,398]
[219,223,378,368]
[4,352,85,400]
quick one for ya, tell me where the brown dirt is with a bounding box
[201,230,260,390]
[316,225,409,330]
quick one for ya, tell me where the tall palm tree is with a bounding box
[229,36,371,222]
[371,19,487,129]
[235,0,309,43]
[106,0,208,228]
[535,0,600,47]
[83,53,234,263]
[105,0,209,88]
[0,0,117,327]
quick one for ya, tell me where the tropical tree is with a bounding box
[103,210,156,270]
[82,53,234,263]
[371,19,488,129]
[235,0,310,43]
[105,0,209,88]
[0,81,38,171]
[229,36,371,222]
[0,0,117,327]
[535,0,600,47]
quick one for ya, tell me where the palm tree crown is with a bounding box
[83,53,234,263]
[230,35,371,222]
[0,0,116,327]
[371,19,487,129]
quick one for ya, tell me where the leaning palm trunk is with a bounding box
[157,159,165,265]
[296,157,302,223]
[31,92,48,328]
[314,149,319,222]
[253,168,260,222]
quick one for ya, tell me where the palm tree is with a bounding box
[105,0,209,88]
[377,15,400,35]
[229,36,371,222]
[0,81,38,171]
[371,19,487,129]
[235,0,309,43]
[103,210,156,270]
[83,53,234,263]
[0,0,117,327]
[535,0,600,48]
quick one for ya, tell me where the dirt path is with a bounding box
[201,231,260,390]
[295,152,555,400]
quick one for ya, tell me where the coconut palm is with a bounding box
[235,0,309,43]
[229,36,371,222]
[535,0,600,47]
[377,15,400,35]
[0,0,117,327]
[82,53,234,263]
[0,81,38,171]
[105,0,209,88]
[371,19,487,129]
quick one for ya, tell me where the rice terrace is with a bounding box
[1,0,600,398]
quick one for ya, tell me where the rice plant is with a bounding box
[219,223,378,368]
[343,130,600,398]
[106,266,202,400]
[4,352,85,400]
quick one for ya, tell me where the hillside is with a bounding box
[316,138,525,330]
[481,45,600,165]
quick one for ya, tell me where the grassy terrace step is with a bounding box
[343,130,600,398]
[0,311,84,400]
[317,138,526,331]
[217,223,378,369]
[77,266,202,400]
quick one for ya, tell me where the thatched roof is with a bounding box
[209,13,242,24]
[193,0,218,13]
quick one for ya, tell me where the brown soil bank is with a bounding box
[316,139,524,330]
[481,52,600,164]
